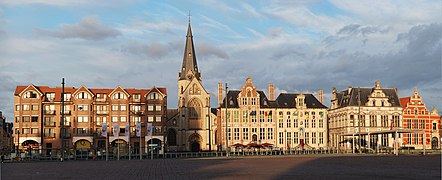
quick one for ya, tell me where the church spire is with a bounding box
[179,16,201,81]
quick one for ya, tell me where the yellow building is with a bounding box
[216,78,328,151]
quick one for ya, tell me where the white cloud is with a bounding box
[0,0,139,7]
[35,16,121,40]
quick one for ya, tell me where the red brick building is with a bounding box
[400,88,440,149]
[14,84,167,158]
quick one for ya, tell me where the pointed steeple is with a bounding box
[179,17,201,81]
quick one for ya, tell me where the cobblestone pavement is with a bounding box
[1,154,440,180]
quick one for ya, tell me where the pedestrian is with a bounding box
[1,154,4,163]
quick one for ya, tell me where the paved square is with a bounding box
[1,154,441,180]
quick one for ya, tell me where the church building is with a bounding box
[166,19,217,152]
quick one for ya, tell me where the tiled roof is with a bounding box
[14,85,166,102]
[220,90,327,109]
[335,88,401,107]
[276,93,328,109]
[400,97,411,109]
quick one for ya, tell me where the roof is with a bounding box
[14,85,166,102]
[220,90,327,109]
[276,93,328,109]
[400,97,411,109]
[335,87,401,108]
[179,20,201,81]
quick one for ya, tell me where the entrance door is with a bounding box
[252,134,258,142]
[432,137,438,149]
[191,142,200,152]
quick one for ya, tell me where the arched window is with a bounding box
[188,99,201,119]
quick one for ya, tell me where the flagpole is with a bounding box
[117,133,120,161]
[106,131,108,161]
[139,128,142,160]
[128,123,131,160]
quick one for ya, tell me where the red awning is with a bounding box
[261,143,274,147]
[246,143,263,148]
[231,143,246,147]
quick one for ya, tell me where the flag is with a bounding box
[101,123,107,137]
[390,119,393,130]
[113,123,119,137]
[147,123,152,137]
[125,123,130,137]
[136,123,141,137]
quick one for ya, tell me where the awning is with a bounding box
[341,129,425,136]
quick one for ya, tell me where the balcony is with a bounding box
[45,98,55,102]
[60,132,71,138]
[75,130,90,136]
[44,121,56,126]
[43,133,56,138]
[60,122,71,126]
[96,98,107,102]
[96,110,109,115]
[61,110,71,115]
[44,110,56,115]
[131,110,145,116]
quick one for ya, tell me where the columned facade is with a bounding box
[328,81,403,151]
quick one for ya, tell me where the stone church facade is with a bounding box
[166,19,217,152]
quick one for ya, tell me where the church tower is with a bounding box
[176,17,212,152]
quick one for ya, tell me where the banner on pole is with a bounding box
[147,123,152,137]
[125,123,130,137]
[113,123,119,137]
[136,123,141,137]
[101,123,107,137]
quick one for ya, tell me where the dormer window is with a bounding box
[63,93,71,101]
[24,91,38,98]
[133,94,141,102]
[77,92,90,99]
[112,92,126,100]
[148,92,162,100]
[46,93,55,101]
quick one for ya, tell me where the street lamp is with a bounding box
[16,129,20,160]
[225,83,228,157]
[61,78,65,162]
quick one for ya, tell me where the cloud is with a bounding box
[324,24,390,46]
[120,40,180,59]
[35,16,121,40]
[0,0,139,7]
[198,42,229,59]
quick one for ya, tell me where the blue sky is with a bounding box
[0,0,441,121]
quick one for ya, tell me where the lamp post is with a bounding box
[16,129,20,160]
[61,78,65,161]
[225,83,228,157]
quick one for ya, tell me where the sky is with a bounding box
[0,0,441,121]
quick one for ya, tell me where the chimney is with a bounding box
[318,89,323,104]
[268,83,274,101]
[218,82,223,107]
